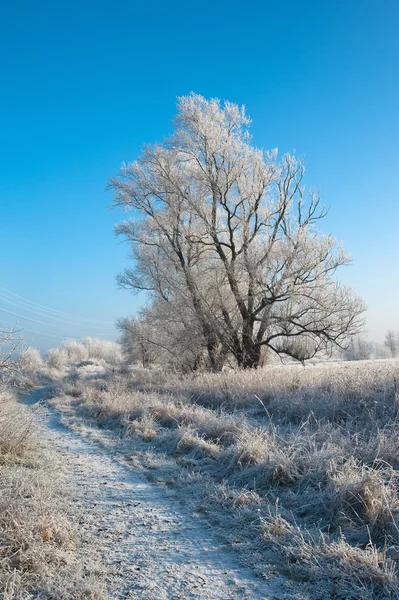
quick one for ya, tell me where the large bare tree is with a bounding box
[110,94,365,369]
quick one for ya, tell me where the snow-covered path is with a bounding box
[24,387,275,600]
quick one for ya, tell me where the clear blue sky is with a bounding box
[0,0,398,350]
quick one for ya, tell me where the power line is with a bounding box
[0,307,115,338]
[0,319,58,339]
[0,286,115,325]
[0,319,116,341]
[0,306,91,331]
[22,329,116,340]
[0,292,115,330]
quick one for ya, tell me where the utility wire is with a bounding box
[0,307,115,338]
[21,329,116,340]
[1,321,115,340]
[0,293,115,330]
[0,286,115,324]
[0,319,116,340]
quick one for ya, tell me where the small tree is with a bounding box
[0,326,22,388]
[117,316,159,368]
[111,94,366,369]
[117,300,208,371]
[384,330,398,358]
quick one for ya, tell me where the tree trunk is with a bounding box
[205,336,224,372]
[242,344,262,369]
[241,319,262,368]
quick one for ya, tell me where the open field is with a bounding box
[25,345,399,599]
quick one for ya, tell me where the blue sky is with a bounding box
[0,0,398,350]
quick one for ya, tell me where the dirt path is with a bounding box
[24,387,278,600]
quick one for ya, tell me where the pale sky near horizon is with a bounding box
[0,0,398,350]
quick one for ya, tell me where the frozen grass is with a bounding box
[132,358,399,413]
[49,358,399,599]
[0,391,36,461]
[0,390,108,599]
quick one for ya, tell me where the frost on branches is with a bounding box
[110,94,365,370]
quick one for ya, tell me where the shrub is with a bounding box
[46,347,68,370]
[20,346,44,371]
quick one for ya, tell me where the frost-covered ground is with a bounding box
[17,342,399,599]
[24,386,285,600]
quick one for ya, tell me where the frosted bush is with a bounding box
[43,338,122,371]
[20,346,44,372]
[82,338,122,365]
[62,339,89,363]
[46,348,68,371]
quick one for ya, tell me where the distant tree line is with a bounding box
[342,330,399,361]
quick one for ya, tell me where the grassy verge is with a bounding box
[0,387,108,599]
[47,358,399,600]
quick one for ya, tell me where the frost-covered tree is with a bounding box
[118,298,209,371]
[110,94,365,369]
[0,326,22,388]
[117,316,159,368]
[384,330,398,358]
